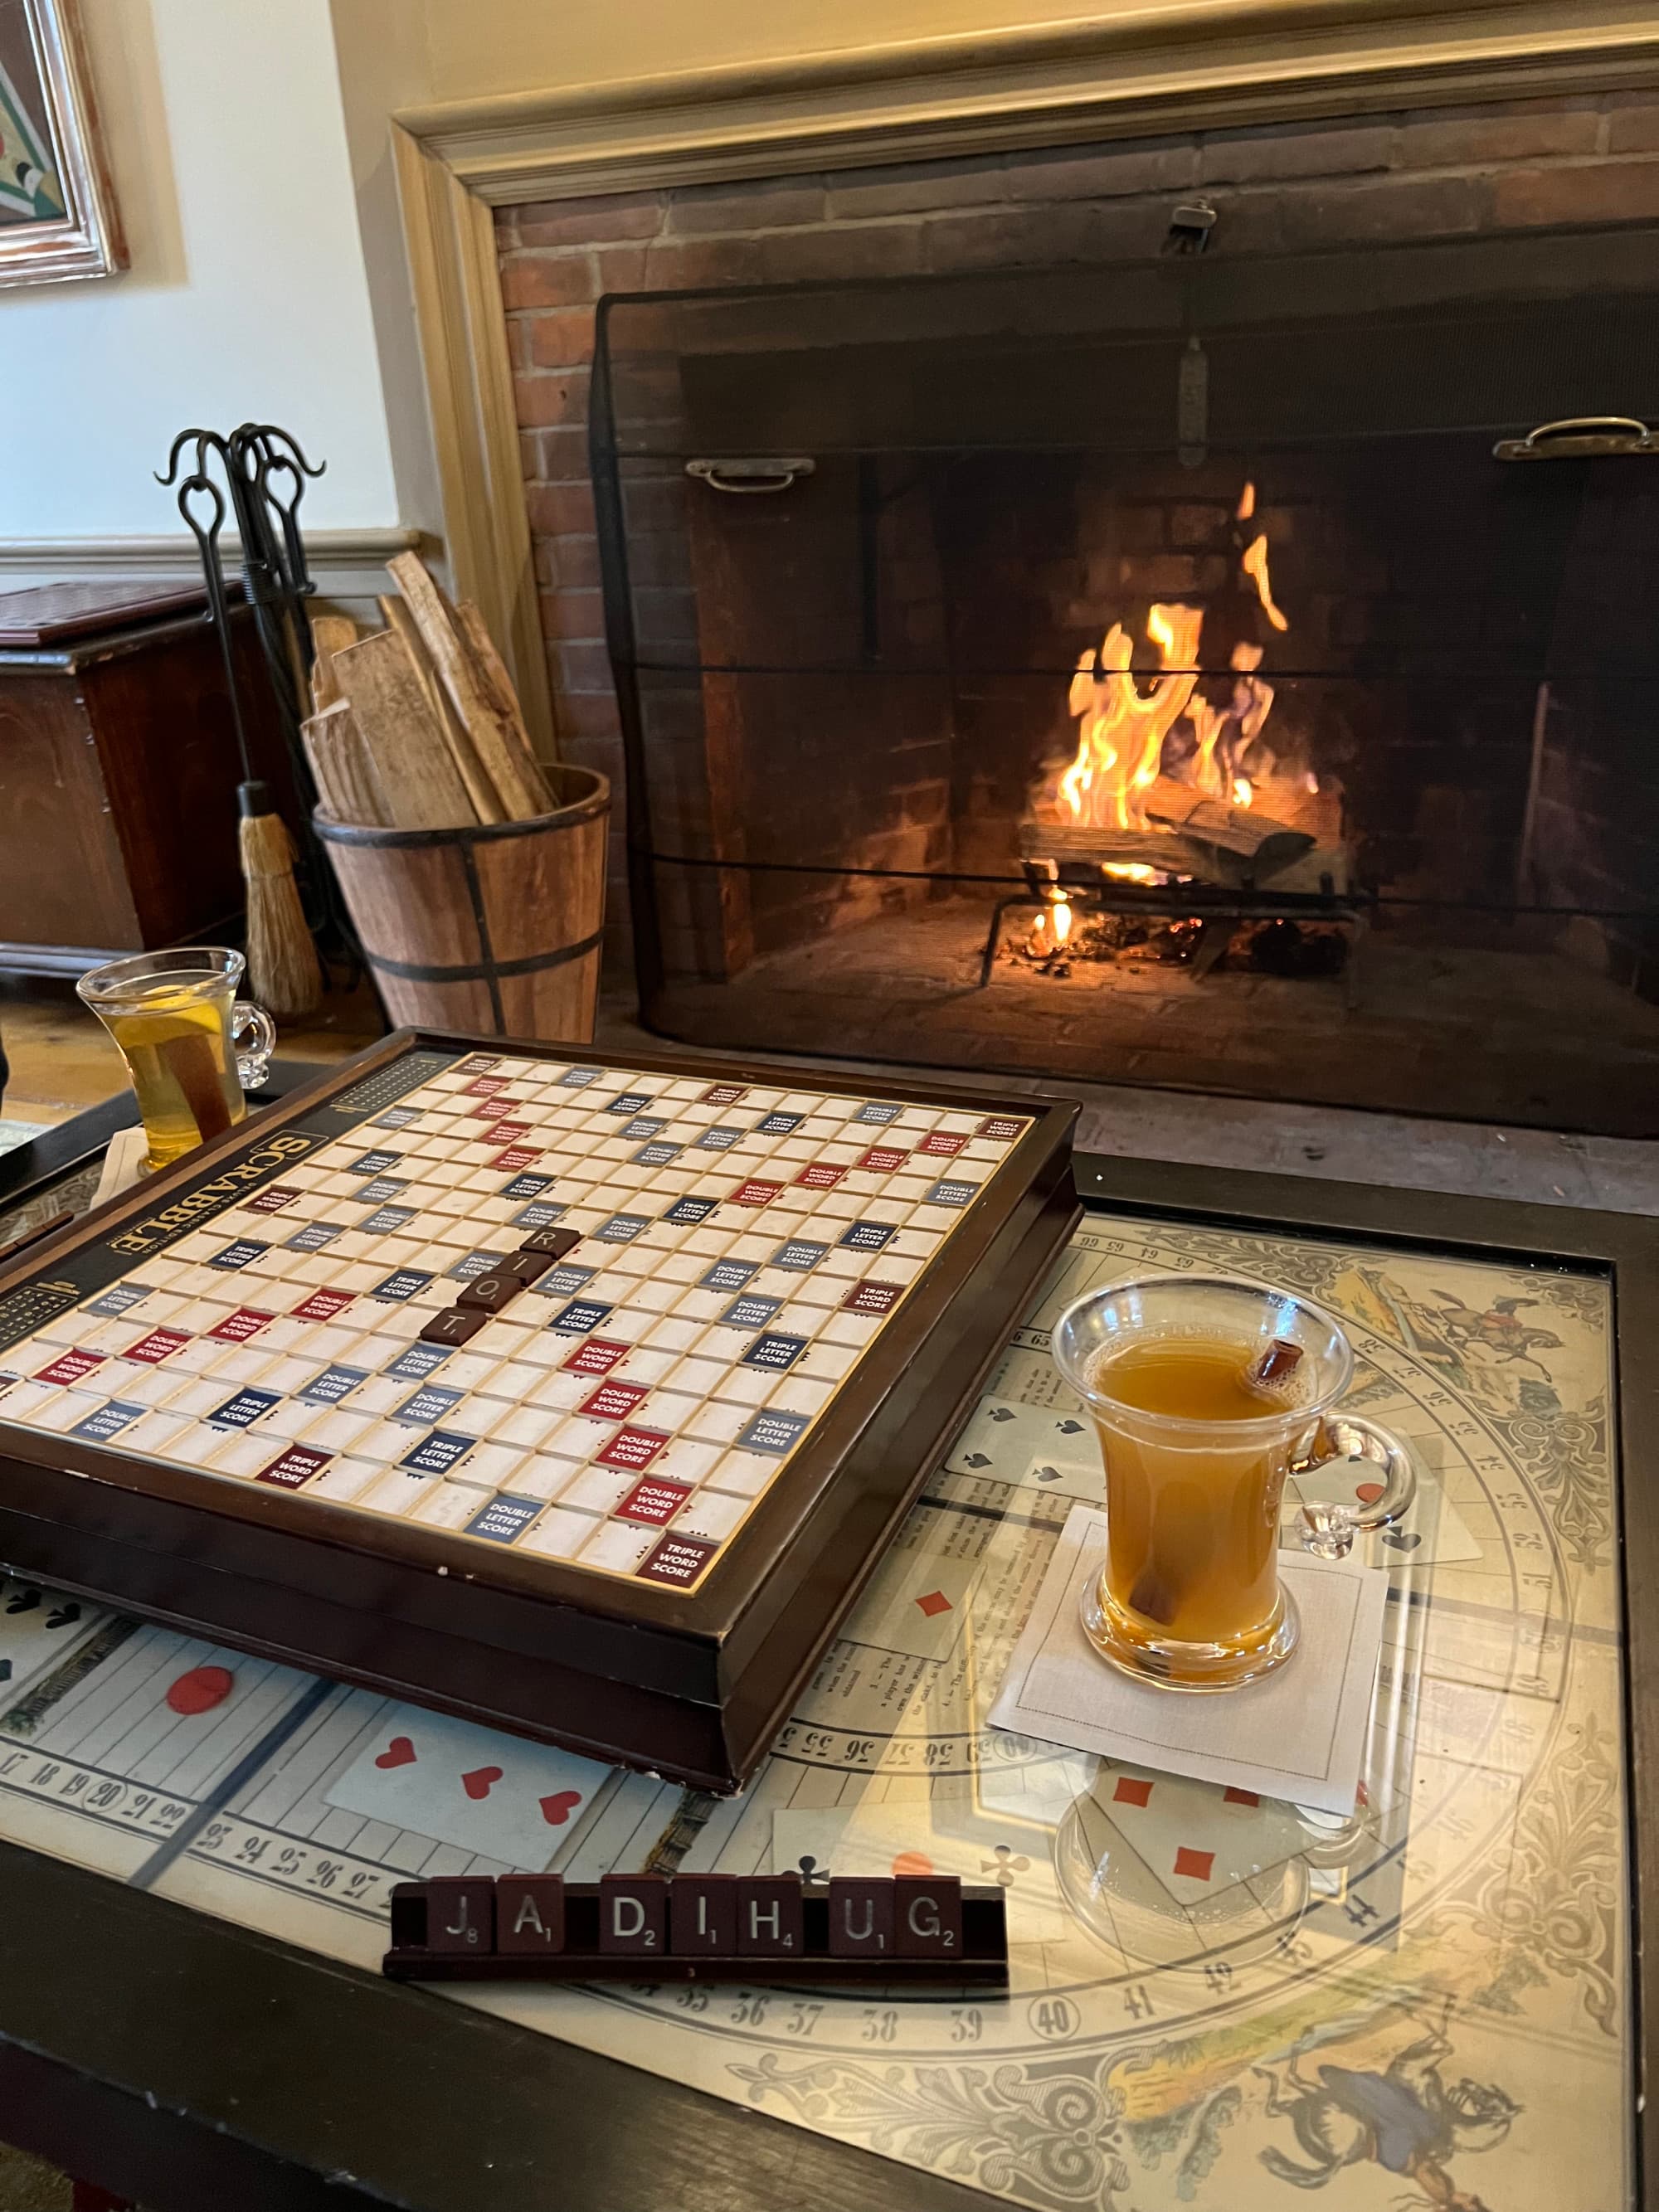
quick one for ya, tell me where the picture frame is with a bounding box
[0,0,123,288]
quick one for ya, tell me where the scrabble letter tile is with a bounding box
[669,1874,738,1957]
[894,1875,963,1958]
[419,1306,487,1346]
[497,1875,566,1954]
[737,1874,803,1957]
[826,1877,896,1959]
[426,1876,496,1954]
[598,1873,667,1956]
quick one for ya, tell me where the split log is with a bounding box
[387,554,554,820]
[330,629,478,831]
[301,699,391,827]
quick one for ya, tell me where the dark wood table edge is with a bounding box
[0,1124,1647,2210]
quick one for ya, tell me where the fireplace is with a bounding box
[465,85,1659,1140]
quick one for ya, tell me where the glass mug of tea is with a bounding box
[76,948,276,1169]
[1052,1276,1414,1691]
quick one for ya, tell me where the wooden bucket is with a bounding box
[315,764,610,1040]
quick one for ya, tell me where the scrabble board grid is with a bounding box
[0,1033,1078,1788]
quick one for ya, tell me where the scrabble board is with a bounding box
[0,1033,1078,1790]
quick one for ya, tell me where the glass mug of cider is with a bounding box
[76,947,276,1169]
[1052,1276,1414,1691]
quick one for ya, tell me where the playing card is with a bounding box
[772,1797,1072,1941]
[326,1705,613,1866]
[843,1523,981,1660]
[946,1395,1097,1496]
[0,1575,106,1707]
[1082,1759,1311,1908]
[1282,1432,1481,1569]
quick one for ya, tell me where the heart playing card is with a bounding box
[326,1705,612,1866]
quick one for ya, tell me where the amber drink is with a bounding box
[76,950,275,1170]
[1052,1278,1415,1690]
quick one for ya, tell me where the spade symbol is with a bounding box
[5,1587,40,1616]
[988,1407,1014,1423]
[1034,1465,1061,1484]
[46,1603,80,1631]
[962,1451,991,1469]
[1057,1419,1084,1435]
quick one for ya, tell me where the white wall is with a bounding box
[0,0,401,544]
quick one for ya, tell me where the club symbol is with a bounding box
[794,1855,830,1887]
[981,1845,1030,1887]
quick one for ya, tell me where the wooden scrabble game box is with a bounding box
[0,1033,1078,1791]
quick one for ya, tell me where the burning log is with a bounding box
[1022,776,1316,887]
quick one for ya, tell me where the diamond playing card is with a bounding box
[988,1504,1388,1815]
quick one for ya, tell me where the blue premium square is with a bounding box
[360,1204,416,1235]
[596,1213,650,1243]
[839,1220,897,1252]
[699,1258,756,1293]
[620,1116,666,1140]
[371,1268,433,1302]
[632,1142,681,1167]
[85,1282,153,1319]
[299,1364,371,1404]
[464,1494,542,1544]
[374,1106,421,1128]
[501,1173,553,1200]
[603,1091,653,1115]
[392,1383,465,1427]
[742,1332,809,1371]
[399,1430,476,1475]
[348,1150,403,1175]
[207,1388,281,1430]
[285,1221,345,1252]
[559,1066,601,1087]
[720,1295,782,1331]
[664,1196,718,1226]
[736,1407,811,1455]
[854,1101,902,1125]
[548,1299,614,1334]
[448,1250,511,1281]
[513,1199,567,1229]
[357,1178,409,1204]
[209,1240,269,1271]
[755,1111,802,1135]
[771,1239,829,1271]
[924,1179,980,1208]
[695,1125,742,1151]
[70,1400,145,1442]
[384,1343,453,1383]
[529,1263,595,1299]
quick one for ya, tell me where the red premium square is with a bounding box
[729,1179,782,1208]
[579,1379,649,1422]
[918,1131,968,1156]
[493,1146,543,1171]
[467,1097,516,1121]
[1112,1776,1154,1807]
[122,1328,192,1365]
[638,1534,719,1586]
[615,1476,693,1525]
[595,1426,670,1472]
[857,1146,909,1173]
[256,1445,333,1490]
[35,1349,105,1386]
[562,1337,630,1377]
[1173,1846,1215,1881]
[794,1162,846,1190]
[208,1308,275,1344]
[700,1083,747,1106]
[291,1287,355,1323]
[463,1074,508,1094]
[842,1281,902,1315]
[487,1121,531,1143]
[977,1116,1024,1142]
[246,1185,302,1213]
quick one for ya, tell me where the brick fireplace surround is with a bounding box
[495,88,1659,979]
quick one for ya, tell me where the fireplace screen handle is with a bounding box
[686,458,817,495]
[1494,416,1659,460]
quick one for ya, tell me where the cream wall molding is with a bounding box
[390,0,1659,754]
[0,527,422,605]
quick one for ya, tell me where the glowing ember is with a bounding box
[1051,898,1073,947]
[1232,776,1253,809]
[1102,862,1160,884]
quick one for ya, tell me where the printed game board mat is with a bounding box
[0,1033,1078,1789]
[0,1206,1627,2212]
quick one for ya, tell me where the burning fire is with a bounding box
[1054,484,1287,832]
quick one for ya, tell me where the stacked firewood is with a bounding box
[300,555,554,829]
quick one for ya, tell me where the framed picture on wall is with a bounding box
[0,0,122,285]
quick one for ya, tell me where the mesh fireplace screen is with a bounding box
[591,225,1659,1135]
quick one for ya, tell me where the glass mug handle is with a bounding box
[231,1000,276,1091]
[1292,1416,1417,1560]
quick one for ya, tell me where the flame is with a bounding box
[1058,605,1204,831]
[1232,776,1253,809]
[1102,862,1160,884]
[1050,898,1073,947]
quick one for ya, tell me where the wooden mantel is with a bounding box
[389,0,1659,755]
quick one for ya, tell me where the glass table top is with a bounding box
[0,1167,1628,2211]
